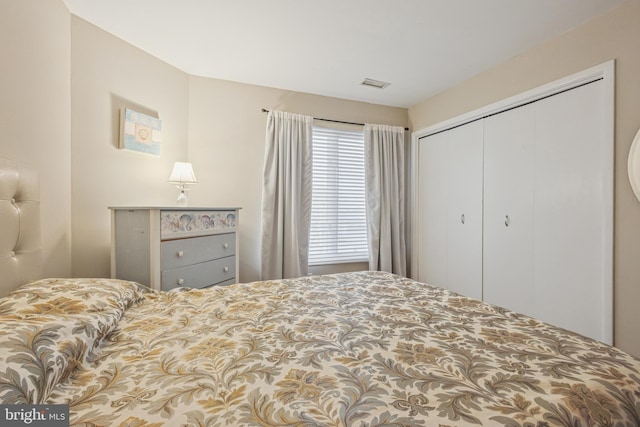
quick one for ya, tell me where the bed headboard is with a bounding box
[0,158,41,297]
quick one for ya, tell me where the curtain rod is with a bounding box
[261,108,409,131]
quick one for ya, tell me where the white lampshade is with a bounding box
[168,162,198,184]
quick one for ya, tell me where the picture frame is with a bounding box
[119,108,162,156]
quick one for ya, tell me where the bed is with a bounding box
[3,273,640,426]
[2,159,640,426]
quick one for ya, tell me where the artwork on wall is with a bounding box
[119,108,162,156]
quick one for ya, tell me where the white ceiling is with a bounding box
[62,0,628,108]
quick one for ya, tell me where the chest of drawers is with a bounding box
[109,207,240,291]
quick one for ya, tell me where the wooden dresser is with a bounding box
[109,207,240,291]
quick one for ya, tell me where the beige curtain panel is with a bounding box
[260,110,313,280]
[364,123,407,276]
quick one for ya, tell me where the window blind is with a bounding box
[309,126,368,265]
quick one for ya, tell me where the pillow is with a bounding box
[0,278,148,403]
[0,278,148,315]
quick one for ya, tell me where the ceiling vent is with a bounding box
[361,78,390,89]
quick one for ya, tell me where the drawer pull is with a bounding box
[177,278,185,286]
[223,266,229,273]
[223,243,229,249]
[177,250,184,258]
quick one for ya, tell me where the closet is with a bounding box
[415,63,613,344]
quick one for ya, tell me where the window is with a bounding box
[309,126,368,265]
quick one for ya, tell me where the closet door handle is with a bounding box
[505,215,511,227]
[461,214,465,224]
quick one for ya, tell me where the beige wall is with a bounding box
[409,0,640,356]
[187,77,408,282]
[0,0,72,278]
[70,17,190,278]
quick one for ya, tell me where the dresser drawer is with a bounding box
[161,256,236,291]
[160,210,237,239]
[161,233,235,270]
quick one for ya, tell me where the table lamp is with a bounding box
[168,162,198,206]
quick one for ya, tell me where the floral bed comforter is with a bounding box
[1,271,640,426]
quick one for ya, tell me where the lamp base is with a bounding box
[176,190,189,207]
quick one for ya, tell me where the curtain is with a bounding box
[260,110,313,280]
[364,124,407,276]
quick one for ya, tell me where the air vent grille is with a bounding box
[361,78,390,89]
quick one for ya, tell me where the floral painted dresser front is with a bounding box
[109,207,240,291]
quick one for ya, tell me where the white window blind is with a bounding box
[309,126,368,265]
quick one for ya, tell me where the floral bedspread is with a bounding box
[2,272,640,426]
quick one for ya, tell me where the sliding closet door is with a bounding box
[418,121,483,299]
[533,80,609,341]
[446,121,483,299]
[483,104,535,316]
[418,131,449,287]
[483,79,610,343]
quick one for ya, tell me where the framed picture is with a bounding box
[119,108,162,156]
